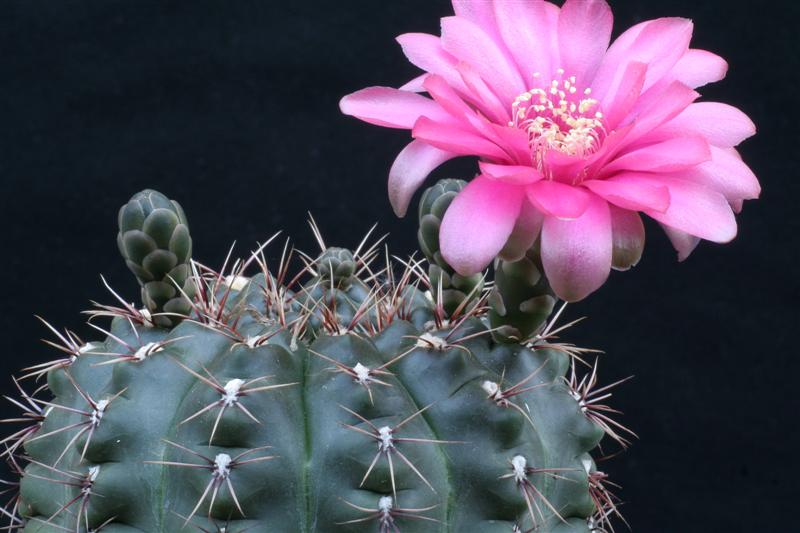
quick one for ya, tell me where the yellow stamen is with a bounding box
[511,70,606,173]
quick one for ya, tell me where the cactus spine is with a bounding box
[1,187,629,532]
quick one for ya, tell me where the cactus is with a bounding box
[1,188,631,533]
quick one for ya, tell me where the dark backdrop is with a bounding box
[0,1,796,531]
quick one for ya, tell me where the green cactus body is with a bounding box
[4,190,627,533]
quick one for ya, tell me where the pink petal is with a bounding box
[601,136,711,175]
[624,81,699,144]
[640,176,738,243]
[541,148,590,181]
[440,175,525,275]
[440,16,525,105]
[455,61,510,124]
[399,74,429,93]
[499,200,545,262]
[424,74,501,142]
[451,0,503,42]
[661,224,701,261]
[339,87,449,129]
[423,74,475,120]
[558,0,613,83]
[541,195,613,302]
[583,174,671,212]
[413,116,506,160]
[655,102,756,147]
[584,123,635,175]
[631,18,694,89]
[388,140,457,217]
[591,19,649,100]
[479,162,543,185]
[610,205,645,271]
[601,61,647,130]
[396,33,468,94]
[674,146,761,204]
[593,18,693,101]
[526,180,592,220]
[493,0,560,84]
[671,49,728,88]
[488,123,536,164]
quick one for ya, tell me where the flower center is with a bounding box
[510,69,605,171]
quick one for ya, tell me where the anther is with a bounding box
[510,71,606,171]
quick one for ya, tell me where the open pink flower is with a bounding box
[340,0,759,301]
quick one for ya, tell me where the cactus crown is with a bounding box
[2,189,631,533]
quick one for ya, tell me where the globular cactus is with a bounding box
[1,188,631,533]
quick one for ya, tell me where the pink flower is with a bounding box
[340,0,759,301]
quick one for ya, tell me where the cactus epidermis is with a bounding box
[1,190,631,533]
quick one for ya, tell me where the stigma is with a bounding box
[510,69,606,172]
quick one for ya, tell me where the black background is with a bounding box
[0,1,797,531]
